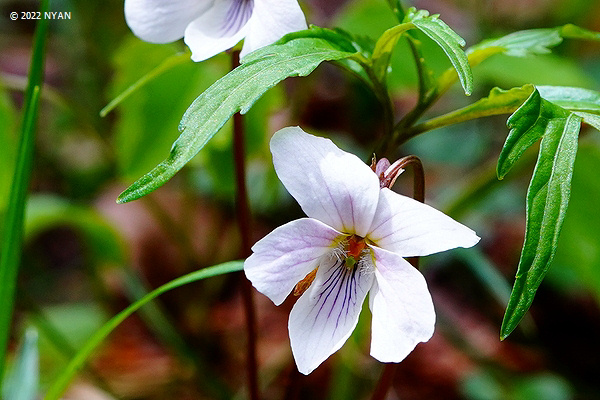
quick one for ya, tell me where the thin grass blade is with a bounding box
[44,261,243,400]
[0,0,50,379]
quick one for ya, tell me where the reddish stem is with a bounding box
[370,155,425,400]
[370,363,397,400]
[232,51,260,400]
[392,155,425,203]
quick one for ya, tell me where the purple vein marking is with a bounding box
[221,0,254,37]
[311,259,360,334]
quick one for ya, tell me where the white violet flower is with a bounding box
[244,127,480,375]
[124,0,308,62]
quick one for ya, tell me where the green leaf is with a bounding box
[0,0,50,382]
[412,85,534,134]
[466,24,600,66]
[497,88,581,339]
[371,22,429,91]
[372,22,415,80]
[2,329,38,400]
[468,29,563,59]
[117,37,357,204]
[44,260,244,400]
[574,111,600,131]
[406,8,472,95]
[275,26,376,87]
[277,26,368,55]
[549,143,600,299]
[371,8,472,94]
[537,86,600,113]
[333,0,420,90]
[497,89,566,178]
[439,24,600,93]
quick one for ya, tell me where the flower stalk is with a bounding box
[231,51,260,400]
[370,154,425,400]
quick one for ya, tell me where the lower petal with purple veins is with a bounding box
[288,254,375,375]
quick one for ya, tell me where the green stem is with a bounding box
[377,33,437,155]
[396,103,520,144]
[383,38,497,153]
[407,36,435,108]
[362,60,395,136]
[384,46,437,153]
[100,51,191,117]
[0,1,50,378]
[390,47,507,149]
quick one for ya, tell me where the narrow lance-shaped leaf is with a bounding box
[407,8,473,95]
[497,90,548,178]
[466,24,600,67]
[468,29,563,59]
[497,88,581,339]
[537,86,600,113]
[117,36,357,203]
[536,85,600,132]
[439,24,600,93]
[574,112,600,131]
[372,22,415,79]
[371,7,472,94]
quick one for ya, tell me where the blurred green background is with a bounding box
[1,0,600,398]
